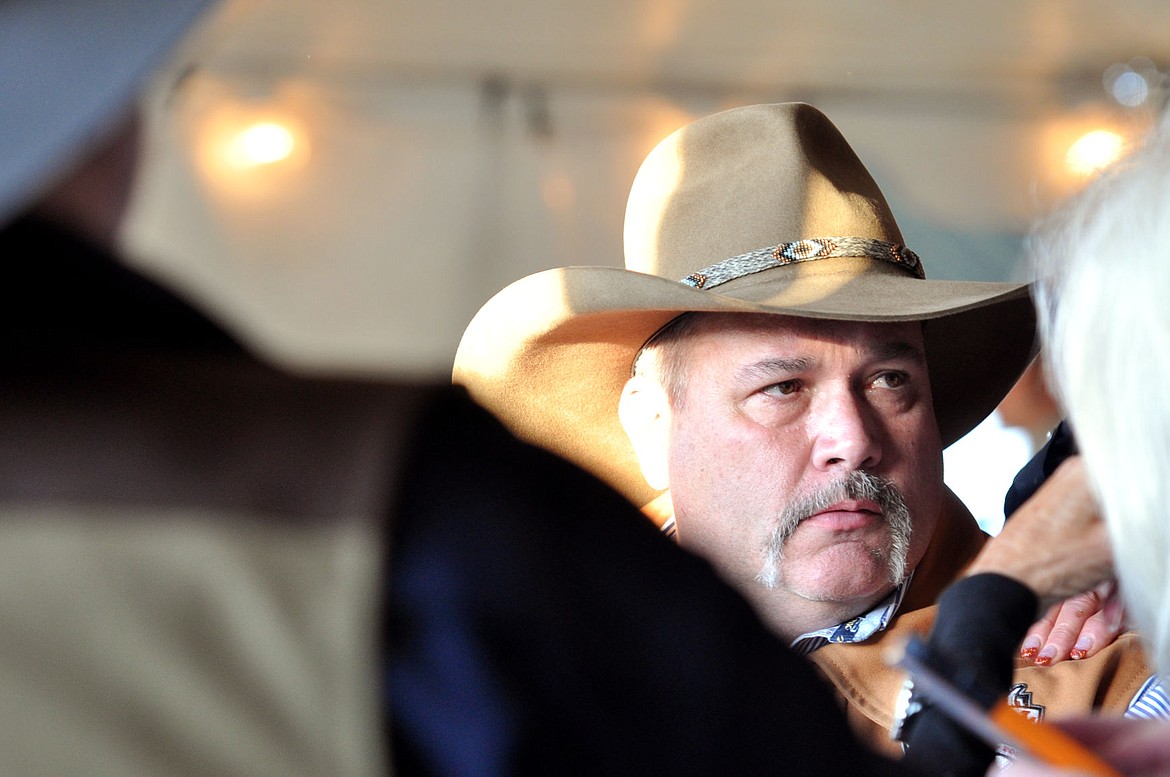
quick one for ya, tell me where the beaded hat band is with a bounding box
[682,236,924,290]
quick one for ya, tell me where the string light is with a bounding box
[188,95,312,200]
[225,121,297,168]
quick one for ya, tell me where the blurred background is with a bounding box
[122,0,1170,530]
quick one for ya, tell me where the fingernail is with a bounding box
[1019,636,1041,661]
[1070,636,1093,660]
[1034,645,1057,666]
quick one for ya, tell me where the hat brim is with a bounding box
[454,262,1036,507]
[0,0,216,226]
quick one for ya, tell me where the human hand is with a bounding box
[1018,581,1125,666]
[988,717,1170,776]
[966,457,1112,612]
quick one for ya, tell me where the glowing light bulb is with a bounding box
[1065,129,1125,177]
[226,121,296,168]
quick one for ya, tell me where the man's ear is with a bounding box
[618,375,672,491]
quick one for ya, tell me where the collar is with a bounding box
[789,573,914,656]
[660,514,678,539]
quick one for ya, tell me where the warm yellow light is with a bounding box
[1065,129,1125,177]
[191,106,311,201]
[226,121,296,168]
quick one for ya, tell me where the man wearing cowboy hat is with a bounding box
[454,102,1161,757]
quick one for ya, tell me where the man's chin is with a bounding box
[790,581,895,605]
[775,558,899,605]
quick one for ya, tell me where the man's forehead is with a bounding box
[688,312,926,351]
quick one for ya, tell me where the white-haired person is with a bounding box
[994,115,1170,776]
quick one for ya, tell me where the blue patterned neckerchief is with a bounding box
[789,574,914,657]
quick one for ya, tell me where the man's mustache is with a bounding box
[780,470,907,535]
[757,470,913,589]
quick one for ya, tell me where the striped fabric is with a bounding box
[661,516,677,540]
[1125,674,1170,719]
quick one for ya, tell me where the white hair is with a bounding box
[1030,113,1170,675]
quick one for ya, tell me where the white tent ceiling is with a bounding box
[125,0,1170,377]
[204,0,1170,104]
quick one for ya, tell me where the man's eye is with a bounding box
[873,371,908,389]
[762,380,800,396]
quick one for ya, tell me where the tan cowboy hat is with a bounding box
[454,102,1036,509]
[0,0,216,227]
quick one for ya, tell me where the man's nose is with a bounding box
[809,388,882,472]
